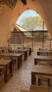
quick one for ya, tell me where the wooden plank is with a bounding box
[0,59,11,66]
[0,53,22,57]
[34,56,52,60]
[34,56,52,65]
[30,85,50,92]
[32,65,52,75]
[37,50,52,56]
[0,53,22,69]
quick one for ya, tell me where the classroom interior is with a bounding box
[0,0,52,92]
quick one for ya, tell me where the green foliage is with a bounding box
[20,16,45,31]
[0,0,17,9]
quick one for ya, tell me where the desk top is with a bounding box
[32,65,52,75]
[14,49,29,52]
[37,50,52,53]
[34,55,52,60]
[0,59,11,66]
[0,53,22,57]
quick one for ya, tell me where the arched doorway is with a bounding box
[12,10,51,51]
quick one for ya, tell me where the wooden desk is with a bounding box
[31,65,52,85]
[0,59,12,82]
[14,49,29,61]
[37,50,52,56]
[23,47,32,55]
[34,56,52,65]
[0,53,22,69]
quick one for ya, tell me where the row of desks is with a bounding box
[0,59,12,82]
[0,53,23,68]
[0,48,32,83]
[0,53,22,83]
[31,50,52,86]
[20,49,51,92]
[11,48,31,61]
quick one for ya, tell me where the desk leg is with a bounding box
[20,55,22,67]
[47,53,48,56]
[34,59,37,65]
[17,57,20,69]
[31,72,36,85]
[29,48,31,56]
[4,65,8,82]
[37,52,40,55]
[9,61,13,77]
[24,53,26,61]
[24,52,26,61]
[25,51,27,60]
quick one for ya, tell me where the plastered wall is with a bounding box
[0,5,12,47]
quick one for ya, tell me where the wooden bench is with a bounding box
[31,65,52,86]
[30,85,50,92]
[0,59,12,82]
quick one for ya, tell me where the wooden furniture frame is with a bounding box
[37,50,52,56]
[0,59,12,82]
[34,56,52,65]
[0,53,22,69]
[13,49,29,60]
[31,65,52,85]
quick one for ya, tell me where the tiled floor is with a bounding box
[0,52,52,92]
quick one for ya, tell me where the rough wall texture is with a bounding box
[0,0,52,47]
[0,5,12,46]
